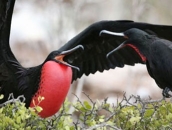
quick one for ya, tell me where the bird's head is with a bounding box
[44,45,84,71]
[100,28,152,62]
[123,28,151,46]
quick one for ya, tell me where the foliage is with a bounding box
[0,93,172,129]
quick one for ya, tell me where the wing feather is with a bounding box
[60,20,172,81]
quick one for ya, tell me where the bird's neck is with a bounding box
[29,61,72,118]
[126,44,147,62]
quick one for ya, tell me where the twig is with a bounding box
[0,94,25,107]
[86,122,122,130]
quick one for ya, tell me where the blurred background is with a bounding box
[10,0,172,106]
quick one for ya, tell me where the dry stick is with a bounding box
[69,77,84,114]
[0,94,25,107]
[82,92,122,129]
[87,122,122,130]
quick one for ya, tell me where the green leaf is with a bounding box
[0,94,4,100]
[35,106,43,113]
[144,109,154,118]
[99,119,104,122]
[83,101,92,110]
[65,126,70,130]
[16,117,21,123]
[129,117,141,125]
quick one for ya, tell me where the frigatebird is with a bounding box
[101,28,172,98]
[1,0,172,118]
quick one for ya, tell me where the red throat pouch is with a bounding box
[30,61,72,118]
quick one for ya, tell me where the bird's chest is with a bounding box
[147,55,172,88]
[30,61,72,118]
[148,59,163,77]
[149,48,172,72]
[148,42,172,77]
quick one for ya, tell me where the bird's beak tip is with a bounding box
[69,65,80,72]
[106,53,110,59]
[79,45,84,50]
[106,42,126,58]
[99,30,107,36]
[99,30,103,36]
[76,67,80,72]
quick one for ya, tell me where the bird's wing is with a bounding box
[0,0,18,62]
[0,0,27,100]
[58,20,172,81]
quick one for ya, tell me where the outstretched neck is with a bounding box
[126,44,147,62]
[127,37,156,62]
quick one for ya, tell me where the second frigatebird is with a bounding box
[101,28,172,98]
[1,0,172,118]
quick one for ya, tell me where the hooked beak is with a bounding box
[99,30,128,58]
[106,42,126,58]
[54,45,84,71]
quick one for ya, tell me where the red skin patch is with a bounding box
[29,61,72,118]
[126,44,147,62]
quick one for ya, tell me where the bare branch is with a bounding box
[0,94,25,107]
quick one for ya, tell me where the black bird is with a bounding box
[101,28,172,98]
[1,0,172,117]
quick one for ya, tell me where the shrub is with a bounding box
[0,93,172,129]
